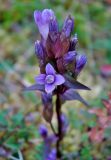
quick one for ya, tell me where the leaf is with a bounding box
[23,83,44,92]
[0,111,8,127]
[5,137,21,151]
[11,113,24,126]
[61,89,89,106]
[64,74,91,90]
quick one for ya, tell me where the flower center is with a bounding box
[45,75,54,84]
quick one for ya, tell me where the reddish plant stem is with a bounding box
[56,91,62,158]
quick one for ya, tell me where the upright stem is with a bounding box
[56,90,62,158]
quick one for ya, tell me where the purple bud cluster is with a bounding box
[33,9,88,95]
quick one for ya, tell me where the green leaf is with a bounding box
[5,137,21,151]
[0,111,8,126]
[11,113,24,126]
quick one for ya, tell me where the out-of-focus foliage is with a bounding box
[0,0,111,159]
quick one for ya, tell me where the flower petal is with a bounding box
[34,10,42,25]
[42,9,55,23]
[35,74,46,84]
[34,10,49,40]
[55,74,65,85]
[34,9,55,40]
[46,63,56,75]
[45,84,55,93]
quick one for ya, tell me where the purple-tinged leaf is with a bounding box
[23,83,44,92]
[42,93,53,122]
[61,89,89,106]
[64,75,90,90]
[46,32,70,58]
[57,58,65,73]
[42,103,53,122]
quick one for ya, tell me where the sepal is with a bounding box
[23,83,45,92]
[61,89,89,106]
[64,74,91,90]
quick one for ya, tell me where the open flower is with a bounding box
[35,63,65,93]
[34,9,56,40]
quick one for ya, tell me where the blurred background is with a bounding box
[0,0,111,160]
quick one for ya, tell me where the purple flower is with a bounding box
[39,124,57,160]
[63,51,77,65]
[75,54,87,74]
[0,147,10,158]
[39,124,48,138]
[62,16,74,38]
[35,40,44,59]
[35,63,65,93]
[48,149,56,160]
[34,9,56,40]
[49,18,58,32]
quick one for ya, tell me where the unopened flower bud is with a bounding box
[63,51,77,65]
[39,124,48,138]
[35,41,44,59]
[62,16,74,37]
[34,9,55,40]
[49,19,58,32]
[75,54,87,74]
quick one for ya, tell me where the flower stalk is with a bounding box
[24,8,90,160]
[56,88,62,158]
